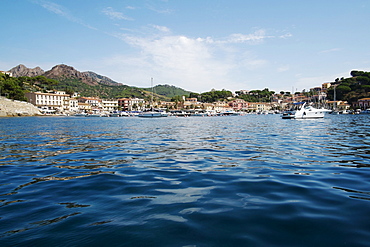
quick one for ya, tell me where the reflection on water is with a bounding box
[0,115,370,246]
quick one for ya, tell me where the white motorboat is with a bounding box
[282,102,330,119]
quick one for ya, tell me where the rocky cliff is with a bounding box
[9,64,44,77]
[82,71,122,86]
[0,97,41,117]
[8,64,122,87]
[43,64,99,86]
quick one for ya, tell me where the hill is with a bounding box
[9,64,44,77]
[327,70,370,103]
[142,84,191,98]
[6,64,191,100]
[82,71,122,86]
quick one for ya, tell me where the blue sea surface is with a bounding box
[0,114,370,246]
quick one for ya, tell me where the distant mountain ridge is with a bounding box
[43,64,99,86]
[82,71,122,86]
[6,64,191,99]
[9,64,44,77]
[8,64,123,87]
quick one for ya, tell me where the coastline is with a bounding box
[0,96,42,117]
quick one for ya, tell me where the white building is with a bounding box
[0,71,13,77]
[25,91,70,111]
[65,98,79,112]
[118,98,145,111]
[102,100,118,112]
[78,97,102,108]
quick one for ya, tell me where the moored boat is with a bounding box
[282,102,330,119]
[138,109,168,118]
[138,78,168,118]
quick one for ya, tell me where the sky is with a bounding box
[1,0,370,93]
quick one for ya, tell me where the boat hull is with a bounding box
[138,112,168,118]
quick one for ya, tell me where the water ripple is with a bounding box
[0,115,370,246]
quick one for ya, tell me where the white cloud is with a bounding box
[319,48,341,54]
[150,25,170,33]
[224,30,268,44]
[33,0,96,30]
[200,29,269,44]
[102,7,133,21]
[38,1,67,17]
[279,33,293,39]
[277,65,290,72]
[93,27,291,92]
[103,29,280,91]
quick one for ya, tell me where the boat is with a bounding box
[138,109,168,118]
[359,109,370,114]
[189,110,213,117]
[138,78,168,118]
[282,102,330,119]
[281,111,296,119]
[217,110,242,116]
[74,112,87,117]
[85,113,101,117]
[170,110,190,117]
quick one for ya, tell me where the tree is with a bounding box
[0,78,27,101]
[65,88,74,96]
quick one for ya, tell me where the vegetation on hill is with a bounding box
[2,67,370,105]
[237,88,275,102]
[327,70,370,103]
[0,72,172,101]
[52,77,147,99]
[187,89,233,103]
[143,84,191,98]
[0,73,28,101]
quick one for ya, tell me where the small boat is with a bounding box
[217,110,241,116]
[359,109,370,114]
[74,112,87,117]
[138,78,168,118]
[282,102,330,119]
[190,110,213,117]
[138,109,168,118]
[170,110,190,117]
[281,111,296,119]
[85,113,101,117]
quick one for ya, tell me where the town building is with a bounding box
[118,98,145,111]
[248,102,272,112]
[353,98,370,109]
[102,100,118,112]
[78,102,91,112]
[0,71,13,77]
[78,97,102,108]
[322,82,331,89]
[229,99,248,111]
[214,101,231,112]
[327,100,350,111]
[25,91,70,112]
[65,98,79,112]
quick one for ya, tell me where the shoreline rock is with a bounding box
[0,97,42,117]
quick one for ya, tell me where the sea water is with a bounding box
[0,114,370,246]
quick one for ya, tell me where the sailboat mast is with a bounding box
[151,78,154,107]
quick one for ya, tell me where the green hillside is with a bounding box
[142,84,191,98]
[327,70,370,103]
[53,77,147,99]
